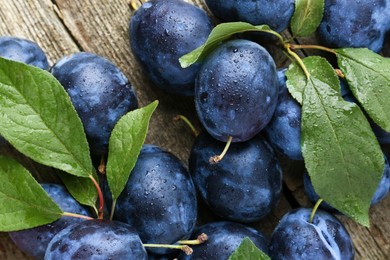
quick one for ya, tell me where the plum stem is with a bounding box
[335,69,345,78]
[89,175,104,219]
[209,136,233,164]
[178,233,208,245]
[143,244,193,255]
[285,44,310,79]
[98,155,106,175]
[309,198,324,223]
[62,212,94,220]
[173,114,199,137]
[129,0,145,10]
[289,44,336,54]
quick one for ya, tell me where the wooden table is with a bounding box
[0,1,388,259]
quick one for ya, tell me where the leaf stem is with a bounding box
[209,136,233,164]
[309,198,324,223]
[290,44,336,54]
[89,175,104,219]
[173,115,199,137]
[110,199,117,221]
[178,233,208,245]
[62,212,94,220]
[143,244,193,255]
[285,44,311,79]
[259,29,284,44]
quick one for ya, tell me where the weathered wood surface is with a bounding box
[0,1,388,259]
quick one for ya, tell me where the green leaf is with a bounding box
[336,48,390,132]
[0,57,93,178]
[288,56,384,226]
[106,100,158,201]
[291,0,325,37]
[286,62,309,104]
[58,172,98,211]
[228,237,271,260]
[0,156,63,231]
[179,22,280,68]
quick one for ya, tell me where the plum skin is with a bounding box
[195,39,279,142]
[113,145,197,255]
[205,0,295,33]
[50,52,138,156]
[9,184,92,259]
[44,220,147,260]
[189,132,282,223]
[317,0,390,52]
[130,0,213,96]
[179,221,269,260]
[0,36,49,70]
[265,68,303,160]
[269,208,355,260]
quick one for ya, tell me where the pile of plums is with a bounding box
[2,0,390,259]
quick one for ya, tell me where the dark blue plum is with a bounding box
[269,208,354,260]
[44,220,147,260]
[264,68,303,160]
[189,132,282,222]
[50,52,138,156]
[195,39,279,142]
[205,0,295,32]
[304,154,390,210]
[179,221,269,260]
[318,0,390,52]
[130,0,213,96]
[9,184,92,259]
[113,145,197,255]
[0,36,49,69]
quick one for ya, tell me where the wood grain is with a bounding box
[0,0,388,259]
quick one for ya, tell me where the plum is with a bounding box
[44,220,147,260]
[195,39,279,142]
[179,221,269,259]
[189,132,282,222]
[130,0,213,96]
[318,0,390,52]
[0,36,49,69]
[50,52,138,156]
[205,0,295,32]
[269,208,354,260]
[264,68,303,160]
[113,145,197,255]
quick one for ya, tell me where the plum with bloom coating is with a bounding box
[189,132,282,222]
[195,39,278,142]
[113,145,197,255]
[130,0,212,96]
[51,52,138,156]
[269,208,354,260]
[179,221,269,259]
[45,220,147,259]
